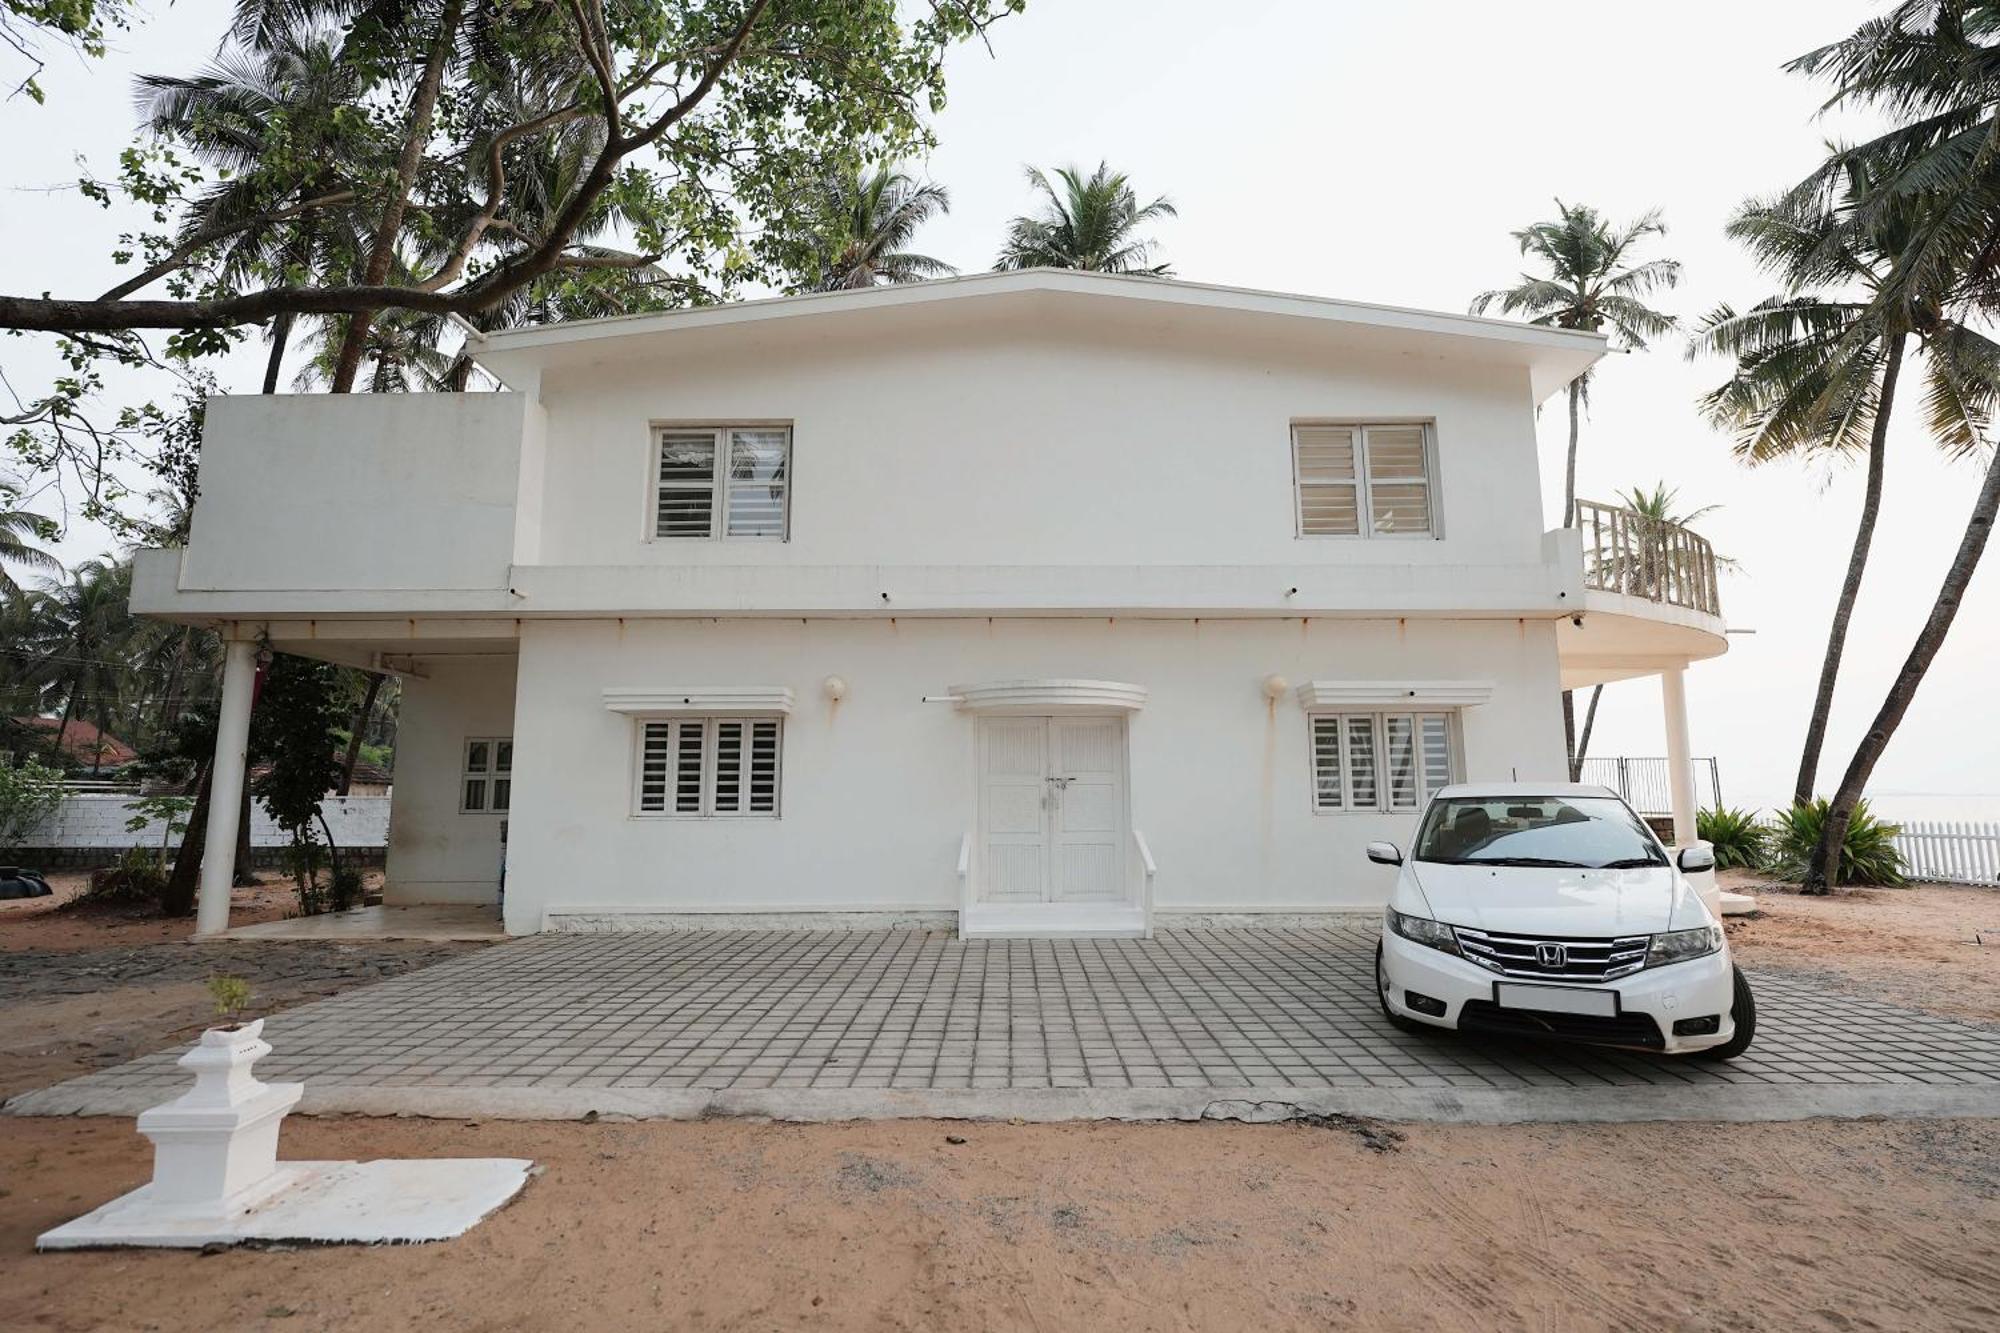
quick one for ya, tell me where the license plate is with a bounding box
[1495,982,1617,1017]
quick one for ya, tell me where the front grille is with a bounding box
[1451,927,1649,982]
[1458,1000,1665,1050]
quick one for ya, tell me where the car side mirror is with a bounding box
[1366,841,1403,867]
[1677,843,1716,874]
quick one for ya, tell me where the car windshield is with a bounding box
[1412,796,1668,870]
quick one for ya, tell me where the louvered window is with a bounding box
[652,426,791,540]
[461,737,512,814]
[1292,423,1435,538]
[1310,712,1454,812]
[636,717,782,817]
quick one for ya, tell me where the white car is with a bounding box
[1369,782,1753,1059]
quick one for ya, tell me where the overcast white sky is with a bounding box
[3,1,1995,815]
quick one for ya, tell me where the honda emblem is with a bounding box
[1535,942,1567,969]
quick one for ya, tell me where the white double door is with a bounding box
[979,716,1127,905]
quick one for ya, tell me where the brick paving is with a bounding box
[15,926,1998,1107]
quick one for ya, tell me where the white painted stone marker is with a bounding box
[37,1019,532,1250]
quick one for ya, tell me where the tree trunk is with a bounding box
[1561,688,1576,776]
[338,671,385,796]
[161,758,211,917]
[50,682,77,766]
[235,778,256,886]
[1794,332,1902,808]
[1563,380,1582,527]
[261,310,294,395]
[328,0,464,393]
[1571,683,1604,782]
[1804,446,2000,892]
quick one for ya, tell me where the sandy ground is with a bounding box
[1721,874,2000,1024]
[0,869,385,953]
[1,1114,1995,1332]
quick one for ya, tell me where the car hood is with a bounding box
[1405,861,1704,937]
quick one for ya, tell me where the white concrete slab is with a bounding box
[217,904,504,941]
[38,1157,533,1250]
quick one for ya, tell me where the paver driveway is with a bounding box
[9,925,1999,1121]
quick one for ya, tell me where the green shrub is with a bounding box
[1768,798,1907,886]
[206,974,253,1024]
[330,864,363,913]
[85,847,171,906]
[0,758,64,857]
[1695,805,1769,870]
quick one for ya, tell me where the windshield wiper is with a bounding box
[1597,857,1666,869]
[1446,856,1589,869]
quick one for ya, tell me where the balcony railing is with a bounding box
[1573,498,1721,617]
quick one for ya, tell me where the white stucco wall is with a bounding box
[20,794,390,849]
[384,657,517,904]
[527,315,1550,575]
[500,616,1566,932]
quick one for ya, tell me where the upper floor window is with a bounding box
[653,426,791,540]
[1292,423,1435,538]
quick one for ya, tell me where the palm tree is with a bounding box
[1689,166,1991,810]
[1471,202,1681,528]
[807,167,955,291]
[995,162,1177,275]
[30,560,136,772]
[135,26,376,394]
[1783,2,2000,890]
[0,488,59,595]
[1471,202,1679,774]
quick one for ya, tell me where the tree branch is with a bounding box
[97,190,357,303]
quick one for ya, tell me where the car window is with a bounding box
[1413,796,1668,869]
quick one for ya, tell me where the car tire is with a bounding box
[1692,965,1755,1060]
[1375,942,1424,1033]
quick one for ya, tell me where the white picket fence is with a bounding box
[1892,820,2000,887]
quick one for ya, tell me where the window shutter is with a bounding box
[1311,716,1344,810]
[1384,715,1420,810]
[724,429,789,538]
[1420,715,1452,797]
[655,431,718,538]
[1294,425,1361,536]
[1344,715,1379,810]
[1362,425,1431,536]
[748,720,781,813]
[674,721,706,813]
[639,722,673,812]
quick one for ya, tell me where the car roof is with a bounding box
[1434,782,1621,800]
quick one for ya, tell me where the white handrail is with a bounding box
[956,831,973,930]
[1132,828,1157,939]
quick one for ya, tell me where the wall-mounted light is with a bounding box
[823,675,848,702]
[1262,674,1289,700]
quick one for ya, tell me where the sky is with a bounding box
[2,1,1996,816]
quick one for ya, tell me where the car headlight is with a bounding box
[1646,925,1722,969]
[1386,908,1460,956]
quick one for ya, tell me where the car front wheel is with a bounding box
[1375,942,1423,1033]
[1692,965,1755,1060]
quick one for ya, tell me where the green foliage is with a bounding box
[0,756,63,854]
[1470,202,1681,356]
[205,973,252,1022]
[330,864,363,914]
[2,0,133,102]
[1695,805,1769,870]
[995,162,1176,274]
[1768,798,1907,887]
[250,652,342,838]
[85,845,170,906]
[794,166,955,292]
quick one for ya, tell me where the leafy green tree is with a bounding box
[803,166,955,290]
[995,162,1176,274]
[249,651,344,906]
[28,559,135,772]
[0,756,63,856]
[1781,2,2000,890]
[0,479,58,594]
[2,0,133,102]
[1691,165,1995,811]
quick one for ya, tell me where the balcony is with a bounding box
[1556,498,1727,691]
[1574,497,1721,617]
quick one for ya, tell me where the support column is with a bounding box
[1660,664,1696,848]
[196,640,258,937]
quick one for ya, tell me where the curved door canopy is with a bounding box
[952,679,1147,716]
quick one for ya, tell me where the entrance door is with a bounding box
[978,716,1126,905]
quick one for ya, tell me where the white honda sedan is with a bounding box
[1369,782,1753,1059]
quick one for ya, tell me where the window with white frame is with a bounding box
[461,737,512,813]
[653,426,791,540]
[636,717,782,816]
[1293,423,1435,537]
[1311,713,1454,812]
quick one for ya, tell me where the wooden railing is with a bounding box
[1573,498,1722,616]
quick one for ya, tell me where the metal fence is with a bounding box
[1578,756,1723,818]
[1892,821,2000,886]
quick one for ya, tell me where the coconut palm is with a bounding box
[135,25,377,394]
[1783,2,2000,889]
[1471,202,1681,528]
[1472,202,1680,775]
[808,167,955,291]
[1690,164,1992,811]
[0,489,59,595]
[995,162,1177,275]
[28,560,137,772]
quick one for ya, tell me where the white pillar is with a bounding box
[196,640,258,937]
[1660,665,1696,848]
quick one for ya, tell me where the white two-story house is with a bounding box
[130,269,1727,938]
